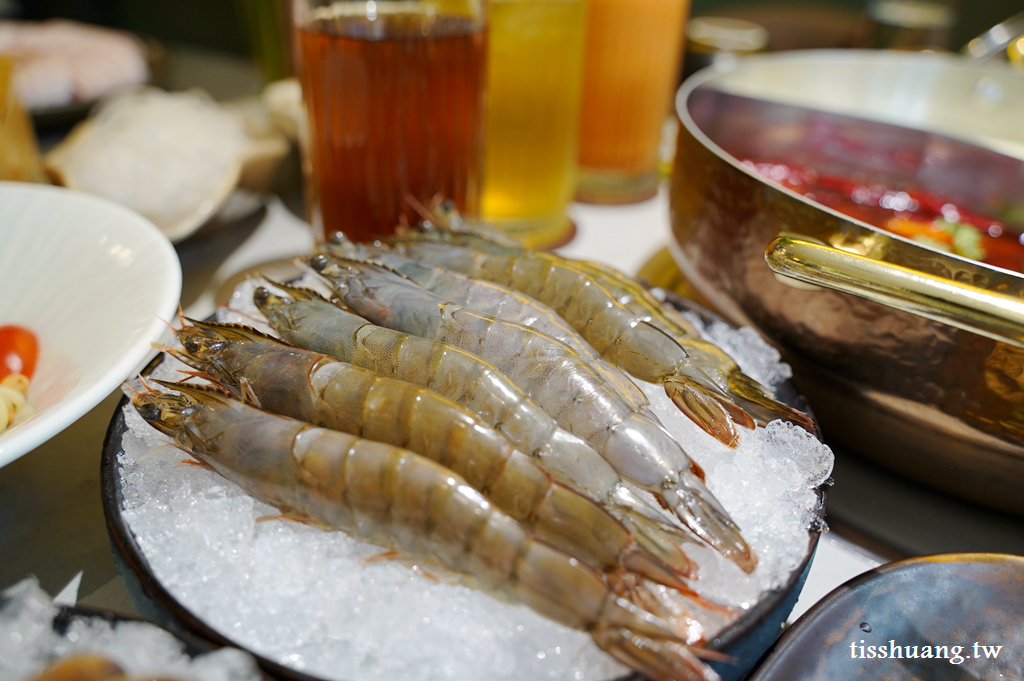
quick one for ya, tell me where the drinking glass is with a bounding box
[236,0,294,82]
[481,0,587,248]
[293,0,487,242]
[575,0,690,204]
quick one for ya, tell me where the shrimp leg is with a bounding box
[168,319,692,589]
[308,256,756,573]
[133,384,721,681]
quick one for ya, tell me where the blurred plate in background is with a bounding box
[0,182,180,467]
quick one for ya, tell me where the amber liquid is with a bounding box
[297,13,486,241]
[482,0,586,247]
[576,0,689,203]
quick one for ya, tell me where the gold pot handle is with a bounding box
[765,235,1024,348]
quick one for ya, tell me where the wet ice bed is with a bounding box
[110,279,833,681]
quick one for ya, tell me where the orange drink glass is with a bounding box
[575,0,689,204]
[294,0,487,242]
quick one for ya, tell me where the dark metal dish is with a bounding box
[746,553,1024,681]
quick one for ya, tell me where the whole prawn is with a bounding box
[410,204,813,431]
[386,231,758,448]
[540,253,813,432]
[307,256,755,573]
[132,383,721,681]
[317,234,652,412]
[250,281,696,576]
[165,319,691,589]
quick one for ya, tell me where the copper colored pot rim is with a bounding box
[668,49,1024,515]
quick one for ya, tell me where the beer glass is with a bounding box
[482,0,587,248]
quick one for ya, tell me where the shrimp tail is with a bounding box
[623,574,737,622]
[613,505,697,580]
[663,472,758,574]
[533,487,694,589]
[664,377,747,448]
[619,543,693,592]
[592,600,721,681]
[727,371,816,433]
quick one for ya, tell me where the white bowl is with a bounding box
[0,182,181,467]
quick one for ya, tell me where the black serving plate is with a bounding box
[100,307,826,681]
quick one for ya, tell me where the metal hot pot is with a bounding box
[669,50,1024,515]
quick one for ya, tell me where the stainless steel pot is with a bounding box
[670,50,1024,515]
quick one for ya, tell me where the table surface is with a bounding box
[2,44,1022,666]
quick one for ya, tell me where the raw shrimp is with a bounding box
[308,256,755,573]
[387,232,758,448]
[131,383,721,681]
[407,209,813,431]
[166,319,691,589]
[251,281,696,576]
[553,257,814,432]
[317,234,651,411]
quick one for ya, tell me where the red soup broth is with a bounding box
[298,13,486,241]
[743,160,1024,274]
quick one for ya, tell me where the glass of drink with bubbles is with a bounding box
[481,0,588,248]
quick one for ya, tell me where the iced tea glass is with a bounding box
[482,0,587,248]
[575,0,690,204]
[294,0,487,242]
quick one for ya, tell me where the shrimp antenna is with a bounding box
[178,303,186,328]
[137,372,157,392]
[121,381,141,396]
[404,193,434,222]
[216,302,268,327]
[137,442,192,465]
[176,369,212,384]
[155,315,178,336]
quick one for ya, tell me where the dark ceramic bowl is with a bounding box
[747,553,1024,681]
[100,308,826,681]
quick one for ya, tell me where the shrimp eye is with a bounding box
[137,402,162,422]
[254,287,276,306]
[309,254,330,272]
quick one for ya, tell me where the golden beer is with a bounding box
[482,0,588,247]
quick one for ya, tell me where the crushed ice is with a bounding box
[0,577,262,681]
[681,311,793,393]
